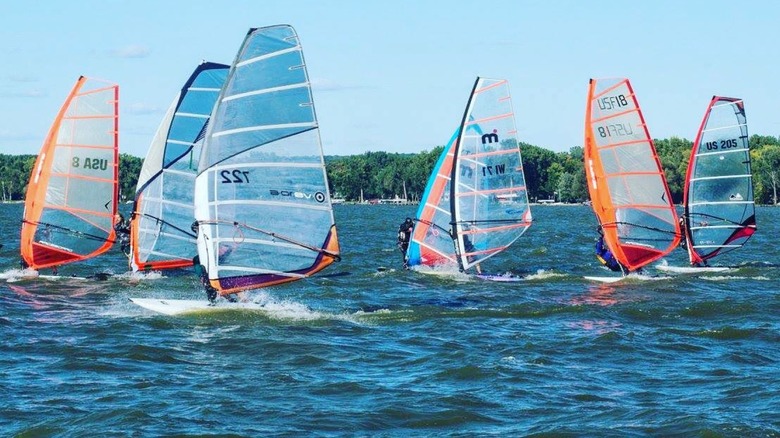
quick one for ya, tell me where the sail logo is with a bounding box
[597,94,629,110]
[482,164,506,176]
[72,157,108,171]
[704,138,738,150]
[597,123,634,138]
[270,189,326,203]
[481,130,499,145]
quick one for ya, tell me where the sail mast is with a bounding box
[450,78,481,272]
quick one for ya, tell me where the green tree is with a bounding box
[752,144,780,204]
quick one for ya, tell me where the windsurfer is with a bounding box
[113,213,131,256]
[461,227,482,274]
[595,228,624,273]
[397,217,414,268]
[192,255,238,303]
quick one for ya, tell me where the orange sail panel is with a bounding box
[20,76,119,270]
[584,78,679,272]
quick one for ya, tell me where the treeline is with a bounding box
[0,153,143,202]
[325,134,780,205]
[2,134,780,204]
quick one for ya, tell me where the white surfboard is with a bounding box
[130,298,264,316]
[474,273,524,282]
[655,264,731,274]
[1,272,88,282]
[583,275,625,284]
[37,274,88,281]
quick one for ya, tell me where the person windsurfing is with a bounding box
[595,227,625,273]
[397,217,414,268]
[113,213,131,256]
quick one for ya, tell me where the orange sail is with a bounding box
[584,78,679,272]
[20,76,119,270]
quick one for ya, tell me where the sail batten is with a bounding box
[212,122,316,137]
[194,25,340,295]
[683,96,755,264]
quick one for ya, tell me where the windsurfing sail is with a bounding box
[584,78,680,272]
[130,61,229,272]
[682,96,755,265]
[406,77,532,272]
[194,25,340,296]
[20,76,119,270]
[405,129,461,268]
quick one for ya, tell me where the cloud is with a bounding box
[125,102,162,115]
[0,88,46,98]
[310,78,371,92]
[109,45,151,58]
[8,74,38,83]
[0,129,39,141]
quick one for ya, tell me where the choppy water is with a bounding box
[1,203,779,436]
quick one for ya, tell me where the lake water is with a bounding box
[2,203,778,436]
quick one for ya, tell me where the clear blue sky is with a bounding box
[1,0,777,158]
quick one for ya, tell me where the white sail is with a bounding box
[130,62,228,271]
[194,26,340,295]
[452,78,532,271]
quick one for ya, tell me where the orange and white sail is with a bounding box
[584,78,679,272]
[20,76,119,270]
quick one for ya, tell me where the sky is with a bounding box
[0,0,778,158]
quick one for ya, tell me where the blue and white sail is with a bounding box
[194,25,340,296]
[131,61,228,271]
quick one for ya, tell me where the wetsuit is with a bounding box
[397,219,414,268]
[595,236,623,272]
[114,215,131,256]
[193,255,218,303]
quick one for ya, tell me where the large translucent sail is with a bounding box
[406,129,460,269]
[130,62,228,272]
[20,77,119,270]
[683,96,755,264]
[452,78,532,271]
[584,78,680,272]
[194,25,340,295]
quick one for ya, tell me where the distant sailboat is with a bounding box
[583,78,679,281]
[680,96,756,267]
[130,61,229,272]
[20,76,119,273]
[193,25,340,299]
[405,77,532,278]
